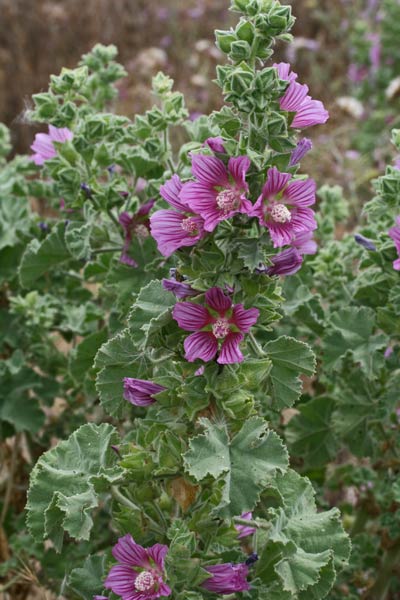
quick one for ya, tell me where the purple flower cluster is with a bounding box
[103,536,253,598]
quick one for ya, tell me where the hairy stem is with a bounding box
[0,433,20,526]
[364,539,400,600]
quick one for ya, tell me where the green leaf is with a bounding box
[26,423,123,551]
[0,368,45,434]
[275,548,332,594]
[128,280,175,346]
[265,336,316,409]
[95,328,152,416]
[68,555,108,600]
[65,221,93,260]
[323,307,387,379]
[19,223,71,287]
[236,237,265,270]
[285,396,338,468]
[184,417,288,517]
[69,329,108,381]
[257,470,350,598]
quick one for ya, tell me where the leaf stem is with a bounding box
[248,331,265,358]
[364,538,400,599]
[233,516,271,530]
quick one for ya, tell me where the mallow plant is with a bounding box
[1,1,357,598]
[280,131,400,599]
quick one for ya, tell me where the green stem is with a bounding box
[350,506,369,537]
[92,246,123,255]
[233,516,271,531]
[111,486,163,534]
[1,433,20,526]
[365,539,400,599]
[248,331,265,358]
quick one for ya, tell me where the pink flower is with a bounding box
[104,535,171,600]
[180,154,252,232]
[31,125,73,165]
[250,166,317,247]
[202,563,250,594]
[388,216,400,270]
[292,230,318,255]
[150,175,206,257]
[235,512,256,539]
[275,62,329,129]
[162,278,198,299]
[123,378,166,407]
[119,200,155,267]
[204,137,226,154]
[289,138,312,166]
[265,247,303,276]
[172,287,259,364]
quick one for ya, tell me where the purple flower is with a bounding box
[31,125,73,165]
[292,230,317,255]
[354,234,376,252]
[119,200,155,267]
[250,166,317,247]
[180,154,252,232]
[123,378,166,407]
[274,62,329,129]
[204,137,226,154]
[388,216,400,270]
[367,33,381,70]
[150,175,206,257]
[104,535,171,600]
[384,346,393,359]
[289,138,313,166]
[162,278,198,299]
[201,563,250,594]
[172,287,259,364]
[265,247,303,276]
[235,512,256,539]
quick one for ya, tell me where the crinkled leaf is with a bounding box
[95,328,152,417]
[323,307,387,379]
[265,336,316,409]
[184,417,288,517]
[19,222,71,287]
[68,555,108,600]
[285,396,338,468]
[128,279,175,347]
[26,423,123,551]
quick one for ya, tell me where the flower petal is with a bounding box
[205,287,232,314]
[218,332,244,364]
[262,167,291,198]
[104,564,137,596]
[280,81,309,112]
[160,174,188,211]
[228,156,250,191]
[292,97,329,128]
[284,178,316,207]
[112,534,149,568]
[150,209,204,257]
[184,331,218,362]
[231,305,259,333]
[172,302,210,331]
[146,543,169,571]
[191,154,229,187]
